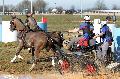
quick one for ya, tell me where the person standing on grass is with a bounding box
[106,14,111,22]
[112,12,116,23]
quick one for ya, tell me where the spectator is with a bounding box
[106,14,111,22]
[112,12,116,23]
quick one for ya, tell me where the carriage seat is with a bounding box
[77,37,96,47]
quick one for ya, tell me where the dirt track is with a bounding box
[0,71,120,79]
[0,41,120,79]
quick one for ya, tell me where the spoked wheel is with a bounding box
[86,63,97,75]
[55,58,72,75]
[53,44,73,75]
[77,54,99,76]
[82,61,99,76]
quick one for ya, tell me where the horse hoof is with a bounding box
[11,60,16,63]
[18,55,23,60]
[28,48,32,53]
[29,63,36,71]
[27,60,34,64]
[29,68,33,72]
[10,60,18,63]
[11,60,15,63]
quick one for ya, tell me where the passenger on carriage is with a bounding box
[68,15,95,48]
[25,11,42,32]
[93,21,113,64]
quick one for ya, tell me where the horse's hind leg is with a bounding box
[11,40,24,63]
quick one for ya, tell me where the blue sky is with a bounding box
[0,0,120,10]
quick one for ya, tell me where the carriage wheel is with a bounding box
[81,63,98,76]
[78,54,99,76]
[86,63,96,74]
[55,58,72,74]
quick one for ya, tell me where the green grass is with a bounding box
[0,42,54,74]
[2,15,120,32]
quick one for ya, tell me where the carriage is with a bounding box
[53,34,113,75]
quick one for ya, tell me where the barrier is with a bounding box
[37,22,47,32]
[94,19,100,24]
[2,21,17,43]
[41,17,47,23]
[113,28,120,62]
[37,17,47,32]
[93,24,101,43]
[0,24,2,42]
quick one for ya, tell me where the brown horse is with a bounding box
[9,17,64,71]
[25,15,41,32]
[10,17,48,71]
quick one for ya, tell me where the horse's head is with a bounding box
[10,16,26,32]
[10,19,16,32]
[51,31,64,47]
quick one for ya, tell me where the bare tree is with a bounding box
[0,5,2,12]
[16,0,31,12]
[112,4,120,10]
[56,6,64,14]
[0,4,15,11]
[47,7,53,13]
[7,5,16,11]
[70,5,76,13]
[94,0,108,10]
[3,5,9,12]
[70,5,75,10]
[33,0,47,13]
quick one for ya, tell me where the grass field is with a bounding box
[0,42,120,79]
[2,14,120,31]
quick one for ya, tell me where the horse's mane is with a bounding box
[15,18,30,31]
[17,18,25,26]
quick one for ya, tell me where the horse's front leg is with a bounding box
[29,43,44,71]
[27,48,35,64]
[11,39,24,63]
[29,48,40,71]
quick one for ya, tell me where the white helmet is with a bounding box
[101,21,107,26]
[84,15,90,21]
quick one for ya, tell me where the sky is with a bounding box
[0,0,120,10]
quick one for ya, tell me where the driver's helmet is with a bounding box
[84,15,90,21]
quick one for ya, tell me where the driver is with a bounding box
[67,15,95,50]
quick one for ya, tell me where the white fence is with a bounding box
[1,21,17,43]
